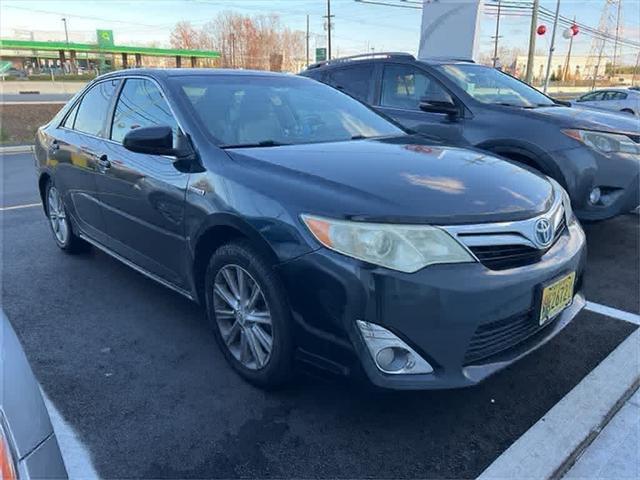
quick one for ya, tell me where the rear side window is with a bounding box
[325,64,374,102]
[110,78,177,143]
[74,80,119,136]
[61,102,79,129]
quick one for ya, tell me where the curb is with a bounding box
[478,327,640,480]
[0,145,34,154]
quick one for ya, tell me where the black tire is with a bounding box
[44,180,90,254]
[204,240,293,388]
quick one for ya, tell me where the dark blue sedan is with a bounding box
[35,69,585,389]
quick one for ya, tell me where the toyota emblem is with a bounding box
[534,218,554,247]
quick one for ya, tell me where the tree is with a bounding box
[170,12,305,72]
[170,21,202,51]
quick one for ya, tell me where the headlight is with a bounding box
[563,129,640,155]
[548,177,575,225]
[301,214,474,273]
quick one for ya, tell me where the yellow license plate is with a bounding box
[539,272,576,325]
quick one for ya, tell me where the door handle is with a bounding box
[97,154,111,172]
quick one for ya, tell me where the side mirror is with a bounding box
[123,125,182,156]
[419,99,459,118]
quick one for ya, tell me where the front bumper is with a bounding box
[554,147,639,221]
[278,221,586,390]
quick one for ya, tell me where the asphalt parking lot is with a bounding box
[1,151,638,478]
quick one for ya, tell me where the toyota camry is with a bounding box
[35,69,586,389]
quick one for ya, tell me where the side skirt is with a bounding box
[78,233,196,302]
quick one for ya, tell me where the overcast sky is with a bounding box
[1,0,639,63]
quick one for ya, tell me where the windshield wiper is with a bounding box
[220,140,291,149]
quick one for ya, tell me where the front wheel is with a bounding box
[205,241,293,388]
[45,181,89,253]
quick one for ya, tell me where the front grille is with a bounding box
[464,310,547,364]
[469,244,542,270]
[467,216,567,271]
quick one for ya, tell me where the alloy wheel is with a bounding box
[213,264,273,370]
[47,186,69,244]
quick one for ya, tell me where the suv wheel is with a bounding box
[205,241,293,388]
[45,181,89,253]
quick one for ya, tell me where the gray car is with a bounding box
[1,311,67,479]
[301,53,640,221]
[573,87,640,117]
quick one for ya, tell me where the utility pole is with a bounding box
[562,16,576,82]
[592,39,606,89]
[631,49,640,86]
[306,14,310,67]
[324,0,334,60]
[525,0,540,84]
[492,0,502,68]
[62,17,69,44]
[543,0,561,93]
[630,49,640,86]
[611,0,622,79]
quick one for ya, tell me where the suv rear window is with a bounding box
[324,64,374,102]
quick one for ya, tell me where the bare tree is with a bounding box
[170,12,305,72]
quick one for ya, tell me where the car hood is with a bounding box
[527,105,639,134]
[226,138,554,224]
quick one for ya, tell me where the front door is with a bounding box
[98,77,190,288]
[375,63,465,144]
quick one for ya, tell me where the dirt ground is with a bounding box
[0,103,63,144]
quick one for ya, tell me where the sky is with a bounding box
[1,0,639,64]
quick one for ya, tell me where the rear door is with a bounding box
[97,77,190,288]
[51,79,120,243]
[374,63,464,143]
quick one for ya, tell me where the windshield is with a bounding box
[437,64,555,107]
[172,75,404,147]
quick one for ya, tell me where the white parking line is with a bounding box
[0,202,41,211]
[585,302,640,325]
[42,393,99,480]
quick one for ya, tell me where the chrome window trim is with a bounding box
[441,186,564,251]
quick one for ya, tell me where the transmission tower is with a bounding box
[585,0,619,81]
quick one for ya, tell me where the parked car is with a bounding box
[35,69,586,390]
[573,87,640,116]
[301,53,640,221]
[0,67,27,79]
[1,311,68,479]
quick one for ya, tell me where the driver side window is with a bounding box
[381,65,451,111]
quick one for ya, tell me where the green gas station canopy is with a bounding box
[0,39,220,59]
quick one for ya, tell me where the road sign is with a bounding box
[97,30,114,48]
[315,47,327,62]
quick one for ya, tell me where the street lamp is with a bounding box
[61,17,69,44]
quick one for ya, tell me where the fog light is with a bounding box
[589,187,601,205]
[356,320,433,375]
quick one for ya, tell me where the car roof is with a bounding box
[305,52,475,72]
[100,68,296,80]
